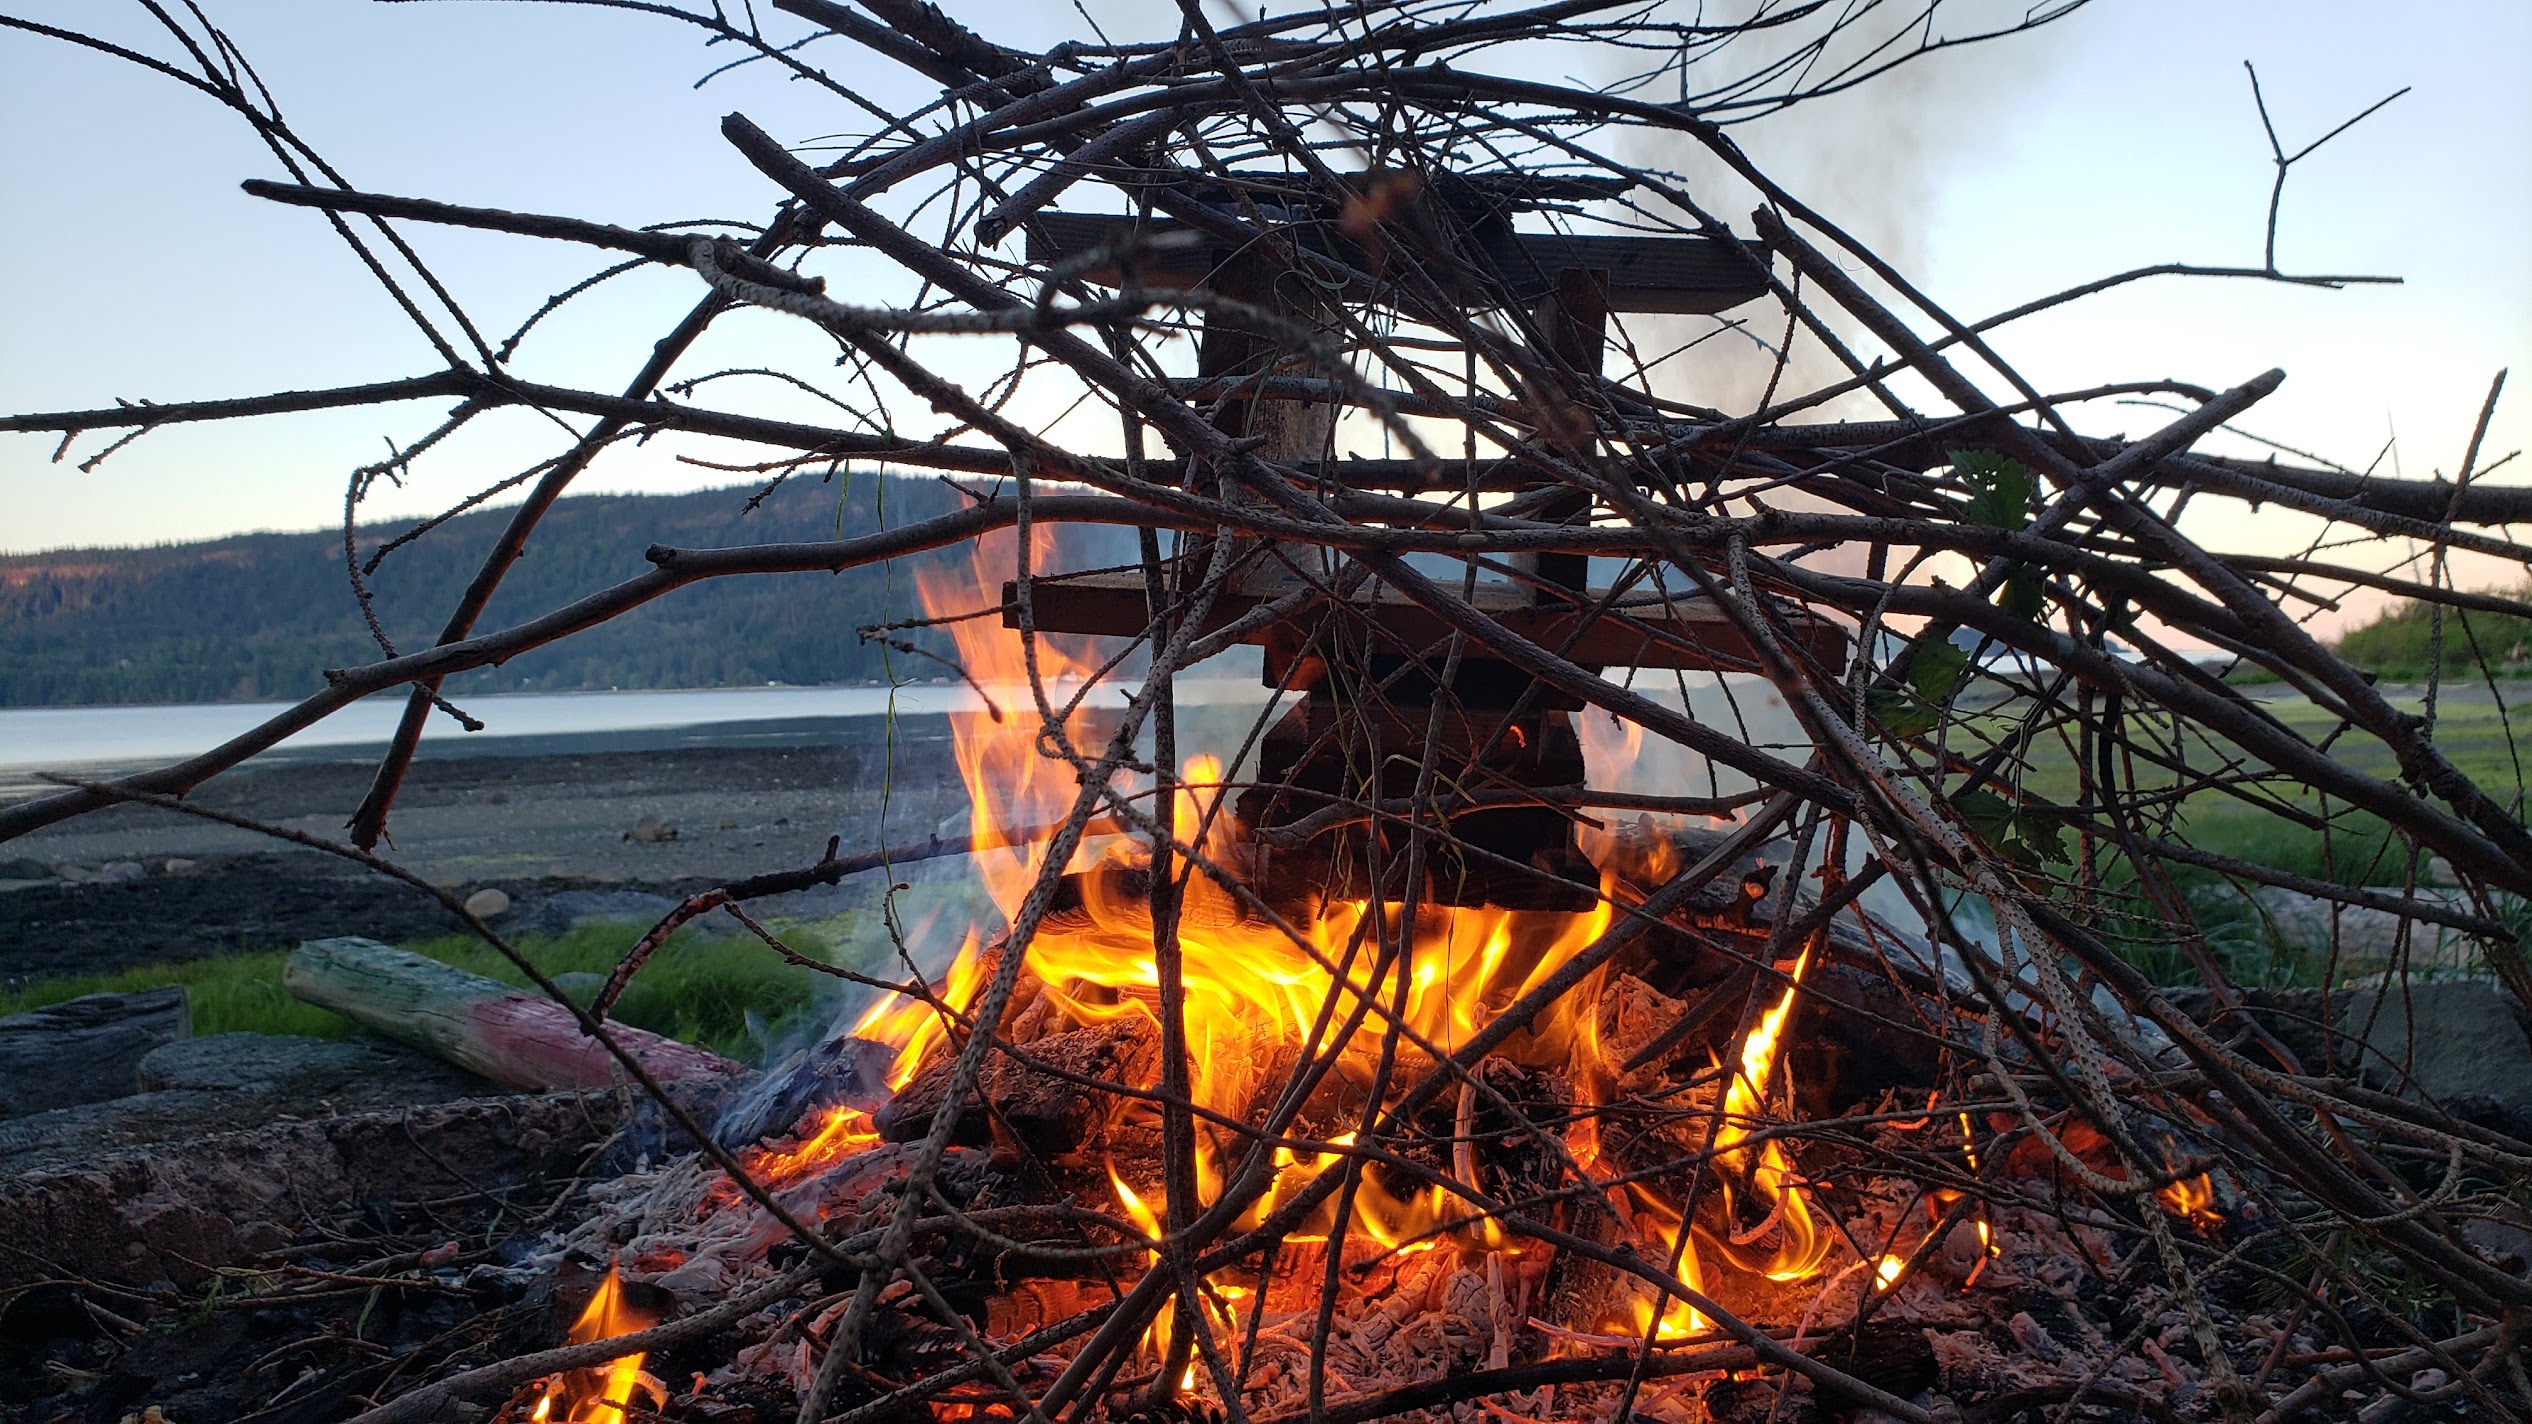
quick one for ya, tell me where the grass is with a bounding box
[0,916,883,1063]
[1942,677,2532,988]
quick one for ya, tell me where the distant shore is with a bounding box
[0,733,971,982]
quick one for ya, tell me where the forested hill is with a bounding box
[0,477,1132,708]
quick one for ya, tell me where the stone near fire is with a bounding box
[137,1031,485,1102]
[0,987,190,1118]
[625,815,679,843]
[2342,979,2532,1133]
[462,886,512,919]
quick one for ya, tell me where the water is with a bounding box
[0,678,1273,775]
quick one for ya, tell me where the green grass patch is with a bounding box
[0,949,352,1038]
[0,916,882,1063]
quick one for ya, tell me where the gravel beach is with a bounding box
[0,721,975,983]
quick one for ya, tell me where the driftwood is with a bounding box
[284,937,741,1092]
[0,987,189,1117]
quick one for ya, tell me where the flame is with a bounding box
[1708,950,1832,1282]
[521,1263,661,1423]
[855,550,1625,1250]
[1619,1185,1710,1339]
[2158,1172,2221,1231]
[1874,1254,1906,1290]
[747,1104,881,1187]
[770,536,1844,1345]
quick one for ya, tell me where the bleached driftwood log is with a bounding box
[285,937,739,1092]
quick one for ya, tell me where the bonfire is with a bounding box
[3,3,2527,1423]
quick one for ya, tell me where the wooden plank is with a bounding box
[1023,212,1769,315]
[1000,570,1847,672]
[284,937,743,1092]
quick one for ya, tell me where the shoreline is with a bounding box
[0,733,973,982]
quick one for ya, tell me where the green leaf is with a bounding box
[1951,788,2018,845]
[1949,787,2071,869]
[1868,686,1939,738]
[1908,636,1972,705]
[1998,569,2046,620]
[1954,450,2035,532]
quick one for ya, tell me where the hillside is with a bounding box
[2332,588,2532,682]
[0,477,1129,708]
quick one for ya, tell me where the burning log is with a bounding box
[284,937,742,1092]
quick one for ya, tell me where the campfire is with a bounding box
[9,3,2530,1423]
[515,553,2232,1424]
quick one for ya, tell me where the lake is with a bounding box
[0,678,1275,776]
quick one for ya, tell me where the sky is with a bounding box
[2,0,2527,630]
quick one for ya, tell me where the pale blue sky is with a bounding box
[3,0,2526,631]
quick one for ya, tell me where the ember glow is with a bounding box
[2159,1172,2223,1231]
[520,1263,661,1423]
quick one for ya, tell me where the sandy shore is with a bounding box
[0,721,974,982]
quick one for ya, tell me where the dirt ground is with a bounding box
[0,726,973,982]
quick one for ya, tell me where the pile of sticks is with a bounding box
[5,2,2529,1421]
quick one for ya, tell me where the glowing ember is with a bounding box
[520,1263,661,1423]
[1874,1254,1906,1291]
[747,1104,880,1187]
[2158,1172,2223,1231]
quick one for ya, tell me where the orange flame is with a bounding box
[2158,1172,2221,1231]
[1708,949,1832,1282]
[806,532,1839,1334]
[522,1263,661,1423]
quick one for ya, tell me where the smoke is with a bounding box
[1604,5,2083,424]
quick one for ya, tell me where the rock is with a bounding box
[137,1031,486,1101]
[0,988,191,1118]
[550,971,608,1004]
[0,857,54,881]
[159,857,199,876]
[98,860,146,882]
[462,886,512,919]
[625,815,678,843]
[2341,979,2532,1131]
[2247,888,2478,970]
[0,1093,620,1288]
[507,887,682,937]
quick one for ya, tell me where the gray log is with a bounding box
[0,987,191,1117]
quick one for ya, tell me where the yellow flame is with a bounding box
[794,538,1843,1345]
[523,1263,659,1423]
[1874,1254,1906,1290]
[1709,949,1832,1282]
[2158,1173,2221,1230]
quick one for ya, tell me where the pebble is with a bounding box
[161,857,199,876]
[626,815,679,843]
[462,886,512,919]
[99,861,146,882]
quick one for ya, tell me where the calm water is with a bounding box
[0,679,1270,772]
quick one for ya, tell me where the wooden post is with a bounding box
[1524,265,1609,603]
